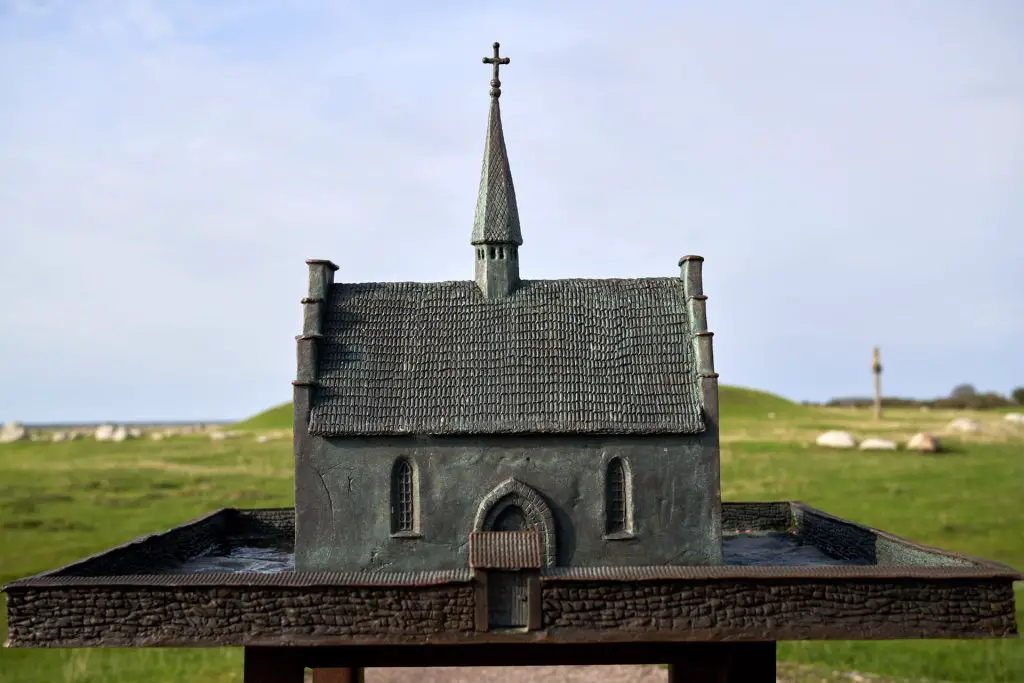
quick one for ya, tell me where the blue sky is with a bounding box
[1,0,1022,422]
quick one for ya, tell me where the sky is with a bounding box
[1,0,1022,423]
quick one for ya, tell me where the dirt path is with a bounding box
[307,665,901,683]
[362,666,667,682]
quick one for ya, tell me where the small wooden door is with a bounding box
[487,571,529,628]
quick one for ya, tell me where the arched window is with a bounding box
[392,458,415,534]
[605,458,628,535]
[489,247,496,259]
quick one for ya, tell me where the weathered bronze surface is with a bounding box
[5,503,1018,648]
[3,42,1020,683]
[483,41,510,98]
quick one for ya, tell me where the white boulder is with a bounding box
[815,430,856,449]
[0,421,28,443]
[1004,413,1024,425]
[858,437,897,451]
[127,427,143,439]
[210,431,242,441]
[110,426,129,442]
[948,417,980,433]
[907,432,941,453]
[50,431,68,443]
[94,424,116,441]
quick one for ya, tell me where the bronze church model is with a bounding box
[5,42,1019,683]
[292,44,723,617]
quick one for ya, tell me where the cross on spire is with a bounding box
[482,41,510,98]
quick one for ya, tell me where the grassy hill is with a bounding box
[2,387,1021,682]
[235,386,804,431]
[233,402,291,430]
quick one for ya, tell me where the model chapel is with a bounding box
[292,43,723,576]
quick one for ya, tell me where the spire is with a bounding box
[471,42,522,247]
[472,42,522,299]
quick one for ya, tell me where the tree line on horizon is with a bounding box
[822,384,1024,411]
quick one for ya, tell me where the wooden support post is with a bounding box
[667,642,776,682]
[243,647,304,683]
[312,668,364,683]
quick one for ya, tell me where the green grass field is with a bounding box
[1,387,1021,682]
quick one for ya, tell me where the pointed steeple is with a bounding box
[472,42,521,299]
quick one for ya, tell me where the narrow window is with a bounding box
[605,458,627,534]
[489,247,495,259]
[392,458,415,533]
[499,247,505,259]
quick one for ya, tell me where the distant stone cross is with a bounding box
[871,346,883,419]
[483,41,510,97]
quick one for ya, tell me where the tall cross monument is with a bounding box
[871,346,883,419]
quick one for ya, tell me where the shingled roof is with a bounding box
[306,277,706,436]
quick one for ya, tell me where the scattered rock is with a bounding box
[815,431,856,449]
[256,434,272,444]
[127,427,143,439]
[947,417,980,433]
[94,424,116,441]
[907,432,941,453]
[150,432,166,441]
[1,422,28,443]
[858,437,897,451]
[1004,413,1024,425]
[68,431,83,441]
[210,431,242,441]
[110,426,129,442]
[50,431,68,443]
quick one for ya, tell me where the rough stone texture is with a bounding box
[6,576,1016,648]
[720,502,791,533]
[295,433,722,572]
[5,584,476,647]
[814,431,856,449]
[307,278,705,437]
[947,418,980,433]
[540,579,1018,640]
[858,438,897,451]
[6,505,1020,648]
[906,432,941,453]
[0,421,28,443]
[792,507,971,567]
[51,509,293,578]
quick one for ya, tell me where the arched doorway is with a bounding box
[472,477,557,567]
[471,479,555,631]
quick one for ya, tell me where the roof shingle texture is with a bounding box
[307,278,705,436]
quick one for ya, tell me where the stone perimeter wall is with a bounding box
[541,579,1018,639]
[6,584,476,647]
[6,577,1017,647]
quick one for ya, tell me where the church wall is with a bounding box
[294,433,722,573]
